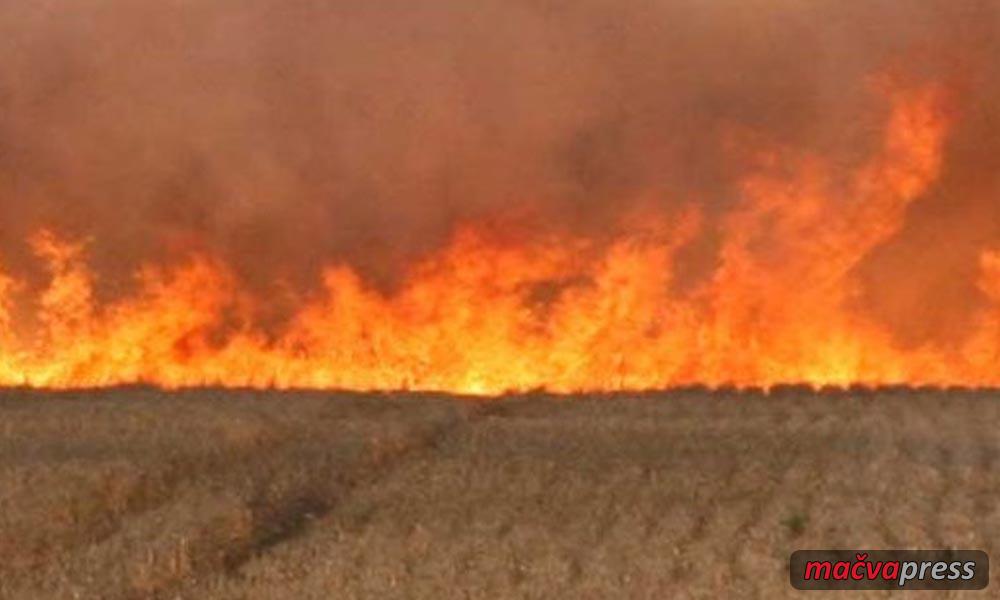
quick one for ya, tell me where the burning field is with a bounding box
[0,80,981,392]
[0,1,999,393]
[2,0,1000,597]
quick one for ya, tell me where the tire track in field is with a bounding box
[216,399,499,574]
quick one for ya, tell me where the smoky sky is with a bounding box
[0,0,999,335]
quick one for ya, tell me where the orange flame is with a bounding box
[0,81,985,394]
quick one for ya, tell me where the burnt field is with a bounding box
[1,387,998,599]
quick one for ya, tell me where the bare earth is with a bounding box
[0,387,997,599]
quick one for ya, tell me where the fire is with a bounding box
[0,81,989,394]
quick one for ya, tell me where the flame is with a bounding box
[1,81,990,394]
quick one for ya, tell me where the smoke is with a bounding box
[0,0,998,339]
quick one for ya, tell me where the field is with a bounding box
[0,387,997,599]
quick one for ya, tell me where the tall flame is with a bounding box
[0,81,987,394]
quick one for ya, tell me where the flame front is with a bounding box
[1,82,993,394]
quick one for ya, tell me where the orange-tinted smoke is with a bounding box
[2,1,1000,393]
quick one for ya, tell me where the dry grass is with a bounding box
[0,388,466,599]
[1,387,998,598]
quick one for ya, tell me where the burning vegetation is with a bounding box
[0,1,999,393]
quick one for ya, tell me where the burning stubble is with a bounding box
[0,0,999,392]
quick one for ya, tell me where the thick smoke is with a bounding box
[0,0,998,340]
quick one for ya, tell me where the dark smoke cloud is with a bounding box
[0,0,998,338]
